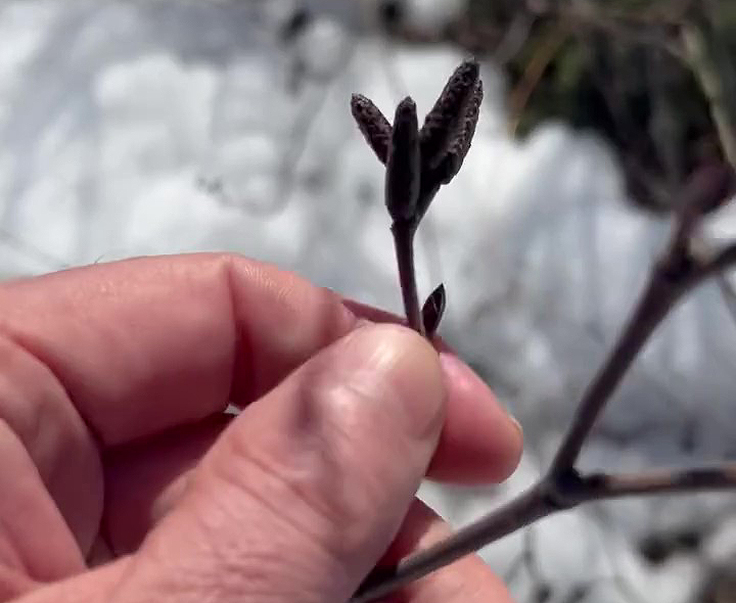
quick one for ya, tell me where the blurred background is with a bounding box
[1,0,736,601]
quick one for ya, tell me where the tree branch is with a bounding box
[352,462,736,602]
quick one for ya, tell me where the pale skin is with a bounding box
[0,253,523,603]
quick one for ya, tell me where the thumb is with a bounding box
[120,324,446,602]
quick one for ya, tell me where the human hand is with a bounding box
[0,253,522,602]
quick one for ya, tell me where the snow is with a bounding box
[0,1,734,601]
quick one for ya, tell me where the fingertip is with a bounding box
[428,354,523,484]
[340,323,447,442]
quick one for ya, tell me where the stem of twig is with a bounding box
[392,220,424,335]
[351,462,736,603]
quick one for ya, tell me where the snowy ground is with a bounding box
[0,1,735,601]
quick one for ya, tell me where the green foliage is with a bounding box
[461,0,736,210]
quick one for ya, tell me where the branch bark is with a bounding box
[352,462,736,603]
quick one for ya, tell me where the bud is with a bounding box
[351,94,392,165]
[420,60,481,170]
[435,78,483,184]
[385,97,421,221]
[422,283,446,338]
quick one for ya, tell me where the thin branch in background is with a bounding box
[493,11,535,66]
[508,23,568,135]
[680,15,736,171]
[537,0,685,58]
[201,10,358,216]
[592,524,649,603]
[520,527,552,603]
[502,526,545,591]
[503,539,527,586]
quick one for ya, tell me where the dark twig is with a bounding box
[351,59,483,337]
[352,483,552,603]
[392,220,423,334]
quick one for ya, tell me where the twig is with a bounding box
[0,227,70,272]
[549,200,736,473]
[352,483,551,603]
[392,220,423,334]
[493,11,536,66]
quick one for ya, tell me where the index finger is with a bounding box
[0,253,521,481]
[0,253,355,445]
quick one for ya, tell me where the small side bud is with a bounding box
[420,60,480,170]
[422,283,446,338]
[386,97,421,221]
[351,94,392,164]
